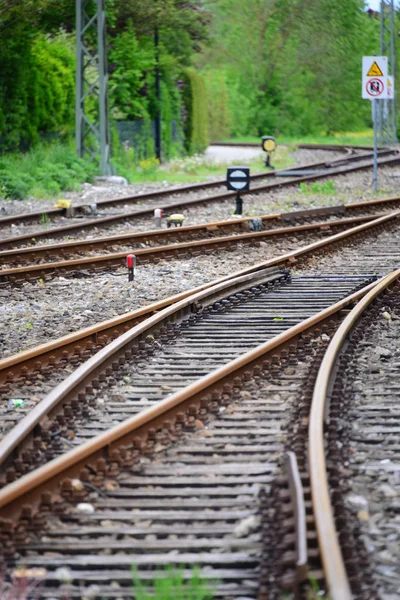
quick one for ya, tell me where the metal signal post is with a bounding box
[76,0,111,175]
[379,0,397,145]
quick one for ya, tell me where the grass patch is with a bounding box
[299,180,337,195]
[132,566,218,599]
[112,143,294,185]
[220,130,374,147]
[0,142,97,200]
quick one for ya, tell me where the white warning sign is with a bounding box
[362,56,388,99]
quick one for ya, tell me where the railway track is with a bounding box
[0,269,381,599]
[0,143,360,228]
[0,147,398,249]
[308,268,400,600]
[0,214,379,284]
[212,142,377,151]
[0,208,398,395]
[3,192,400,284]
[2,206,400,597]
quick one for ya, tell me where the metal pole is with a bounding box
[379,0,397,145]
[373,99,378,191]
[388,0,397,142]
[154,27,162,163]
[97,0,111,174]
[75,0,111,174]
[75,0,83,159]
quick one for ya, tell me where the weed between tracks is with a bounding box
[132,566,218,599]
[3,566,217,599]
[299,180,337,195]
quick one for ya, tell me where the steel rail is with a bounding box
[211,142,381,151]
[0,145,380,228]
[308,267,400,600]
[0,158,339,228]
[1,151,399,251]
[0,275,382,518]
[0,265,281,471]
[0,214,377,280]
[1,210,399,385]
[2,193,400,265]
[0,209,336,263]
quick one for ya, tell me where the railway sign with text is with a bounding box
[362,56,388,99]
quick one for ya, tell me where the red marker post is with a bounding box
[126,254,136,282]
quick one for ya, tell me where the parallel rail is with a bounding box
[1,209,399,388]
[0,144,371,229]
[0,275,380,521]
[1,225,400,597]
[5,188,400,264]
[0,214,377,282]
[0,149,398,250]
[309,267,400,600]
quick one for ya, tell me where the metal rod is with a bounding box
[373,99,378,191]
[154,27,162,163]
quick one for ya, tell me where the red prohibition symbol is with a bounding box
[366,78,384,96]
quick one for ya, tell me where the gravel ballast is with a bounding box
[0,235,310,359]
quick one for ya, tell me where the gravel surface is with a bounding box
[2,167,400,361]
[324,295,400,600]
[2,164,400,247]
[0,235,312,359]
[0,146,346,219]
[2,144,400,599]
[300,221,400,278]
[346,310,400,599]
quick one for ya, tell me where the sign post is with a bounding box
[261,136,277,168]
[362,56,389,191]
[226,166,250,215]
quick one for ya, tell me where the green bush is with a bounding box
[0,31,75,151]
[0,172,32,200]
[0,142,97,200]
[181,68,209,155]
[204,70,231,141]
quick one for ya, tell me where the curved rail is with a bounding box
[0,274,381,519]
[0,144,374,229]
[0,265,281,469]
[1,209,399,385]
[0,214,376,281]
[309,267,400,600]
[1,150,399,250]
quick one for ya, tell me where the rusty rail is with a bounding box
[1,210,399,386]
[0,144,369,228]
[0,265,282,470]
[1,150,399,250]
[309,267,400,600]
[0,214,377,280]
[0,275,382,519]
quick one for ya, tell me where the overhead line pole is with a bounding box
[379,0,397,145]
[154,27,162,163]
[76,0,111,174]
